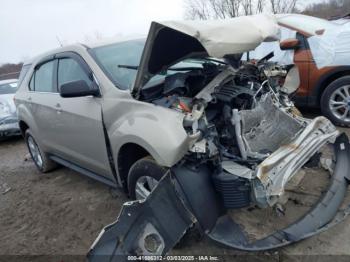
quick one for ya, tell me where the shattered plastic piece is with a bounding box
[320,157,334,173]
[24,153,31,162]
[1,183,11,195]
[275,203,286,217]
[88,173,195,262]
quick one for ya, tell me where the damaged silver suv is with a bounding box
[15,14,350,258]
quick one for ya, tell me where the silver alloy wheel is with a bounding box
[329,85,350,122]
[135,176,159,200]
[27,136,43,168]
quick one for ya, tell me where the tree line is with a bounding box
[0,63,23,81]
[185,0,350,19]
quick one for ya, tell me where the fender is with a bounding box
[102,98,198,185]
[16,103,41,140]
[310,66,350,106]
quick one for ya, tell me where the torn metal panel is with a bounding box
[87,172,195,262]
[240,95,305,154]
[208,133,350,250]
[254,116,339,206]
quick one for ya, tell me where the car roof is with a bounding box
[23,44,87,65]
[23,36,146,66]
[85,36,146,49]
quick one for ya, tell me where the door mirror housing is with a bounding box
[60,80,100,98]
[280,38,300,50]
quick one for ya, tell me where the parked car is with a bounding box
[248,14,350,127]
[15,15,350,257]
[0,79,20,139]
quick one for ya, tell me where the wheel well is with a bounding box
[117,143,150,192]
[317,70,350,104]
[19,121,29,137]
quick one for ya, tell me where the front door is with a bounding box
[52,54,113,180]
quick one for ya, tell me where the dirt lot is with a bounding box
[1,122,350,261]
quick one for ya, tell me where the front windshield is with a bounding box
[0,81,18,95]
[91,39,145,90]
[91,39,207,90]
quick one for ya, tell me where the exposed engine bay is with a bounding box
[139,59,337,208]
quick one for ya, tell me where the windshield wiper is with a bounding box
[167,67,202,71]
[118,65,203,72]
[118,65,139,70]
[203,57,228,65]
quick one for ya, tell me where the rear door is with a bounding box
[52,53,113,179]
[28,58,60,149]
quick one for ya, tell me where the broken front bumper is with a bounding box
[0,116,20,138]
[88,134,350,261]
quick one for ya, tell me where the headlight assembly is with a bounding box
[0,101,11,116]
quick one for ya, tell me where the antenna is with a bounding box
[56,36,63,47]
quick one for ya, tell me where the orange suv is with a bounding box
[271,14,350,127]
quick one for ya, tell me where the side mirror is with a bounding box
[280,38,300,51]
[60,80,100,98]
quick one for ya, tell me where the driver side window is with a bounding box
[58,58,92,91]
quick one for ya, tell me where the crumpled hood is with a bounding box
[132,14,280,95]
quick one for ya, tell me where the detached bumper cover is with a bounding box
[88,134,350,260]
[87,173,196,262]
[208,133,350,250]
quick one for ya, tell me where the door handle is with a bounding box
[55,103,62,114]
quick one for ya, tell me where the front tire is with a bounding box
[25,130,57,173]
[127,157,167,200]
[321,76,350,127]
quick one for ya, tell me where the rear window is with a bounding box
[0,81,18,94]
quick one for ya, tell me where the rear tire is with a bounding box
[321,76,350,127]
[128,156,167,200]
[25,129,58,173]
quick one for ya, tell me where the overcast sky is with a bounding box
[0,0,185,64]
[0,0,322,65]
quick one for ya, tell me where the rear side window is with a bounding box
[18,64,31,87]
[58,58,91,91]
[30,60,55,92]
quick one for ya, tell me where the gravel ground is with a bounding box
[0,117,350,261]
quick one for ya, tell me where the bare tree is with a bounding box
[256,0,265,13]
[270,0,298,14]
[242,0,253,15]
[0,63,23,81]
[185,0,242,19]
[303,0,350,19]
[225,0,243,17]
[185,0,297,19]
